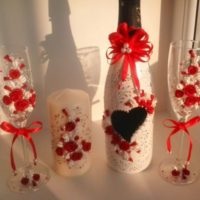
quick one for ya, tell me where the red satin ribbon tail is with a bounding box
[185,129,193,162]
[121,57,129,81]
[128,56,140,90]
[10,135,18,172]
[29,138,37,165]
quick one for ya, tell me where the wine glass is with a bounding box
[0,45,50,192]
[159,40,200,185]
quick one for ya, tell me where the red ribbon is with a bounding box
[106,22,153,90]
[164,116,200,163]
[0,121,42,172]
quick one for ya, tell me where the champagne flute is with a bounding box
[159,40,200,185]
[0,45,50,192]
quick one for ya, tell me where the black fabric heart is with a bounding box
[111,107,147,142]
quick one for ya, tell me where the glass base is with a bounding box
[8,162,50,193]
[159,158,199,185]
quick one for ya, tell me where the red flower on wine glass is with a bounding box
[9,88,23,102]
[14,99,30,112]
[9,69,21,79]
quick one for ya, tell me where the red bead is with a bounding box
[21,177,29,185]
[33,173,40,181]
[182,168,190,176]
[171,169,180,177]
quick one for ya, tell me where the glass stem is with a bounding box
[16,121,30,169]
[178,116,188,166]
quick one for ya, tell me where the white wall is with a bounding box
[0,0,173,124]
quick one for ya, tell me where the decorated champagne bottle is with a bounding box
[103,0,156,173]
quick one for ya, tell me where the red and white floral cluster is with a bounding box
[55,109,91,164]
[1,55,36,114]
[102,91,156,162]
[175,50,200,109]
[131,90,156,114]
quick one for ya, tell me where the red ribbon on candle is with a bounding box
[106,22,153,90]
[0,121,42,172]
[163,116,200,163]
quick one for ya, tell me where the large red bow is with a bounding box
[106,23,153,90]
[164,116,200,163]
[0,121,42,172]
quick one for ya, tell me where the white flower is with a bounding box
[18,75,27,83]
[177,83,183,90]
[57,141,63,148]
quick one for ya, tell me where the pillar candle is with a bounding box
[47,89,92,176]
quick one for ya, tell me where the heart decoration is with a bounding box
[111,107,147,142]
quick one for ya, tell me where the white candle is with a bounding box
[47,89,92,176]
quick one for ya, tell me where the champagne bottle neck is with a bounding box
[118,0,141,27]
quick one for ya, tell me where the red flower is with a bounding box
[184,96,196,107]
[14,99,29,112]
[70,152,83,161]
[56,147,64,156]
[188,65,198,75]
[9,69,21,79]
[105,125,114,135]
[175,90,184,98]
[183,85,196,96]
[2,95,12,105]
[119,141,130,151]
[65,121,76,132]
[10,88,23,102]
[64,141,78,152]
[82,141,91,152]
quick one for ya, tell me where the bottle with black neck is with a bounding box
[103,0,156,174]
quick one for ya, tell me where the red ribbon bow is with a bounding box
[164,116,200,163]
[106,22,153,90]
[0,121,42,172]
